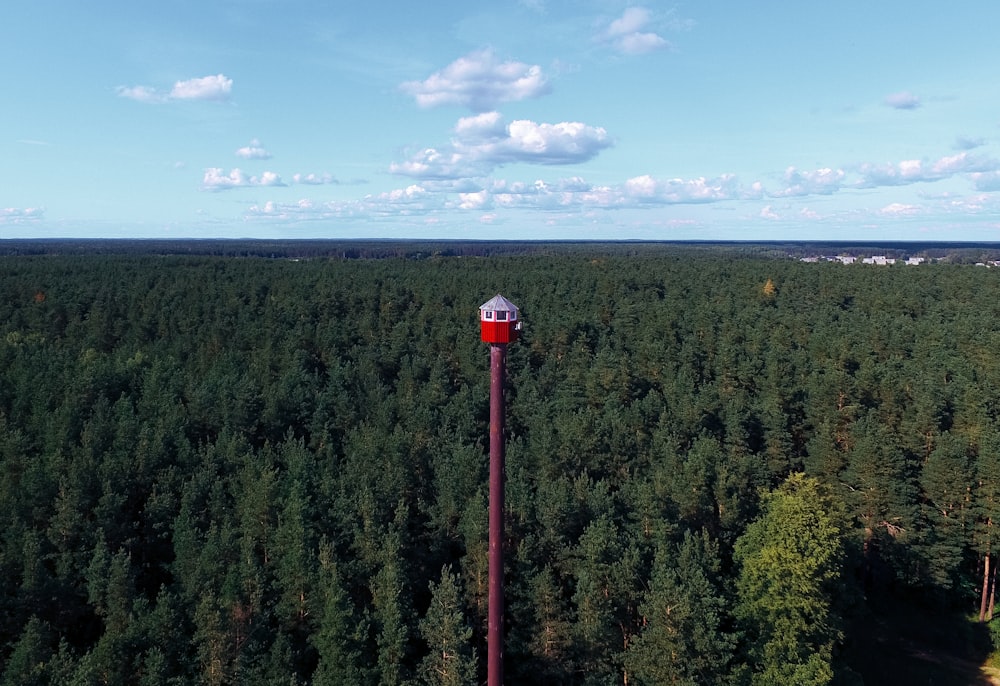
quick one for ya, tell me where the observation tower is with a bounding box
[479,294,521,686]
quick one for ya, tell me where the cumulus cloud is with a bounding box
[459,190,492,210]
[772,167,846,197]
[624,174,739,203]
[390,112,612,179]
[759,205,780,220]
[603,7,670,54]
[400,49,550,111]
[858,152,999,187]
[245,184,444,222]
[236,139,272,160]
[293,172,339,185]
[202,168,285,191]
[171,75,232,101]
[484,173,742,211]
[0,207,44,223]
[118,74,233,103]
[884,91,920,110]
[247,144,1000,226]
[245,168,755,224]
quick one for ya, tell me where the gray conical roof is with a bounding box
[479,294,519,315]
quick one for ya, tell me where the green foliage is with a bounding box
[417,565,477,686]
[627,530,735,685]
[735,473,848,685]
[2,250,1000,683]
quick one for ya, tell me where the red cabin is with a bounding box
[480,294,521,344]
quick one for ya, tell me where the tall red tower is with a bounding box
[479,294,520,686]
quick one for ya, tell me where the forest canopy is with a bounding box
[2,249,1000,684]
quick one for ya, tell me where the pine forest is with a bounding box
[3,246,1000,684]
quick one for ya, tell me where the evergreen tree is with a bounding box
[627,530,734,685]
[0,616,55,686]
[371,523,414,686]
[974,429,1000,621]
[311,539,366,685]
[917,431,973,596]
[526,565,573,679]
[841,413,918,585]
[417,565,478,686]
[569,514,627,683]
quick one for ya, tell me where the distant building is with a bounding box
[837,255,857,265]
[905,257,925,265]
[862,255,895,265]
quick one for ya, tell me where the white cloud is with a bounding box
[608,6,652,35]
[503,120,611,163]
[236,139,272,160]
[400,49,550,111]
[858,152,999,187]
[932,152,996,175]
[203,168,247,190]
[618,32,669,54]
[293,172,339,185]
[624,174,739,203]
[241,141,1000,227]
[244,184,444,223]
[455,111,508,140]
[118,74,233,104]
[170,74,233,101]
[772,167,846,197]
[479,172,742,211]
[257,171,283,187]
[377,185,429,204]
[884,91,920,110]
[879,202,921,216]
[603,7,670,54]
[459,190,491,210]
[759,205,780,220]
[116,85,164,103]
[202,167,286,191]
[0,207,44,223]
[391,113,612,179]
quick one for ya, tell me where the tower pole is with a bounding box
[488,342,507,686]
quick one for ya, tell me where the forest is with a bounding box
[2,247,1000,684]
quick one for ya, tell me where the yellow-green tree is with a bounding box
[734,473,848,685]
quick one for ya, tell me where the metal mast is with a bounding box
[488,341,506,686]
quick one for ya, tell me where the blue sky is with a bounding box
[5,1,1000,241]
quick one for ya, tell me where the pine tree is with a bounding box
[417,565,478,686]
[371,523,413,686]
[974,429,1000,621]
[570,515,625,682]
[917,431,972,595]
[841,412,918,585]
[527,565,572,678]
[1,616,54,686]
[311,539,366,685]
[627,530,735,685]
